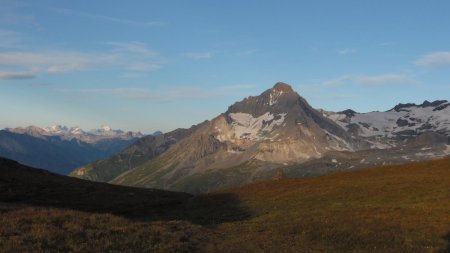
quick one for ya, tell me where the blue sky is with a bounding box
[1,0,450,133]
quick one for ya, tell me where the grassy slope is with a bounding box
[217,157,450,252]
[1,157,450,252]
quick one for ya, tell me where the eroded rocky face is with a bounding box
[323,100,450,149]
[71,83,450,193]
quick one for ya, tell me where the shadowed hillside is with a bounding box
[1,157,450,252]
[0,157,249,224]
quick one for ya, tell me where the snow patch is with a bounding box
[224,112,287,141]
[268,90,284,106]
[325,103,450,137]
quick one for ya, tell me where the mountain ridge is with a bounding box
[5,125,144,143]
[71,82,450,193]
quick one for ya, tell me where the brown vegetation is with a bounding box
[1,157,450,252]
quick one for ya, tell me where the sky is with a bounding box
[1,0,450,133]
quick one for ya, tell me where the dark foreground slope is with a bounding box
[1,157,450,252]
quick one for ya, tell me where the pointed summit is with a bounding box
[272,82,294,92]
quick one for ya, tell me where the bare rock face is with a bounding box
[72,83,450,193]
[103,83,365,192]
[324,99,450,149]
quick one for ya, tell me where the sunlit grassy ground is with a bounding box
[1,157,449,252]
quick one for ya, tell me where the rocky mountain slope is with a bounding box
[71,82,450,193]
[322,100,450,148]
[70,127,201,182]
[0,126,145,175]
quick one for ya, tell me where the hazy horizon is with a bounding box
[1,0,450,133]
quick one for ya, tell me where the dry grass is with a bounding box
[1,157,449,252]
[0,205,216,253]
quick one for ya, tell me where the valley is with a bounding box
[0,126,144,175]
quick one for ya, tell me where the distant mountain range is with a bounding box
[0,125,148,175]
[70,82,450,193]
[6,125,144,142]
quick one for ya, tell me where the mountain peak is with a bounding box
[272,82,294,92]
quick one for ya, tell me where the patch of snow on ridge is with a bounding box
[226,112,287,141]
[326,102,450,137]
[268,90,284,106]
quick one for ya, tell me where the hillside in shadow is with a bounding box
[0,157,250,226]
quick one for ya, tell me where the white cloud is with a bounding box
[105,41,165,73]
[322,74,416,87]
[0,52,115,67]
[321,75,353,87]
[70,88,153,100]
[106,41,158,57]
[0,51,117,76]
[127,63,161,72]
[0,41,165,78]
[357,74,414,85]
[120,73,147,79]
[51,8,165,27]
[0,71,35,80]
[0,1,36,26]
[0,29,23,48]
[59,85,255,101]
[219,84,256,90]
[238,49,258,56]
[378,41,396,47]
[337,48,357,55]
[184,52,214,60]
[415,51,450,68]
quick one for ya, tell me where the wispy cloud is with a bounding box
[0,1,37,26]
[0,41,165,79]
[51,8,165,27]
[0,51,117,76]
[219,84,256,90]
[67,88,153,100]
[105,41,165,73]
[238,49,258,56]
[120,73,147,79]
[0,71,35,80]
[105,41,158,57]
[358,74,416,85]
[337,48,357,55]
[322,74,416,87]
[0,29,23,48]
[127,63,161,72]
[415,51,450,68]
[321,75,352,87]
[184,52,214,60]
[59,85,255,101]
[378,41,396,47]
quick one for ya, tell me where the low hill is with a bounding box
[1,157,450,252]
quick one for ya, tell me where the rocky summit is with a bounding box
[71,82,450,193]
